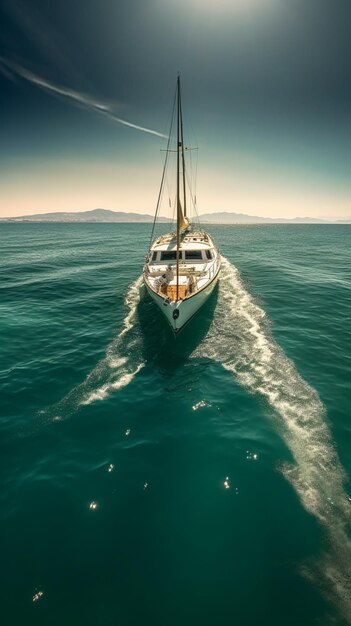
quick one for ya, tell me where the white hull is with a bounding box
[141,78,221,336]
[144,269,220,334]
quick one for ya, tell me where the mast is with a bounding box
[176,76,181,301]
[176,75,188,301]
[179,80,187,218]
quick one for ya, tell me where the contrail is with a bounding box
[0,56,167,139]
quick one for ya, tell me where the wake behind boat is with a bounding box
[143,77,221,334]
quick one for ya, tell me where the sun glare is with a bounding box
[185,0,263,12]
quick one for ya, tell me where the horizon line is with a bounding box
[1,208,350,223]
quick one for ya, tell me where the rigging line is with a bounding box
[171,193,177,226]
[148,87,177,250]
[184,164,201,227]
[188,118,200,224]
[188,141,200,227]
[194,146,198,209]
[184,169,197,212]
[164,152,175,212]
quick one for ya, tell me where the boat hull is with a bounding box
[144,269,220,334]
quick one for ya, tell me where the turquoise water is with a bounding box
[1,223,351,626]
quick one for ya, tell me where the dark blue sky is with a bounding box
[1,0,350,218]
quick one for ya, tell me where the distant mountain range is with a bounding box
[0,208,170,223]
[199,212,351,224]
[1,208,350,224]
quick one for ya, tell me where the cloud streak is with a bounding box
[0,56,167,139]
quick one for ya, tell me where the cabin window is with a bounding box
[205,250,213,260]
[152,251,158,261]
[160,251,177,261]
[185,250,203,260]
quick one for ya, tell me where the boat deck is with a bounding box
[144,230,220,302]
[153,230,212,251]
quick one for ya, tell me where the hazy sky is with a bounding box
[1,0,350,219]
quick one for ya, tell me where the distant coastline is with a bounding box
[0,208,349,224]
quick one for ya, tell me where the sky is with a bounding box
[0,0,350,220]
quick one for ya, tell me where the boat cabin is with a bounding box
[150,248,214,263]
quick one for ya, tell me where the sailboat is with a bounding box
[143,77,221,334]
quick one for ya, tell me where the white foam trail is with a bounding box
[46,276,145,417]
[81,363,145,406]
[193,257,351,622]
[76,275,145,408]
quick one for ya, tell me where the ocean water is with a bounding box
[1,222,351,626]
